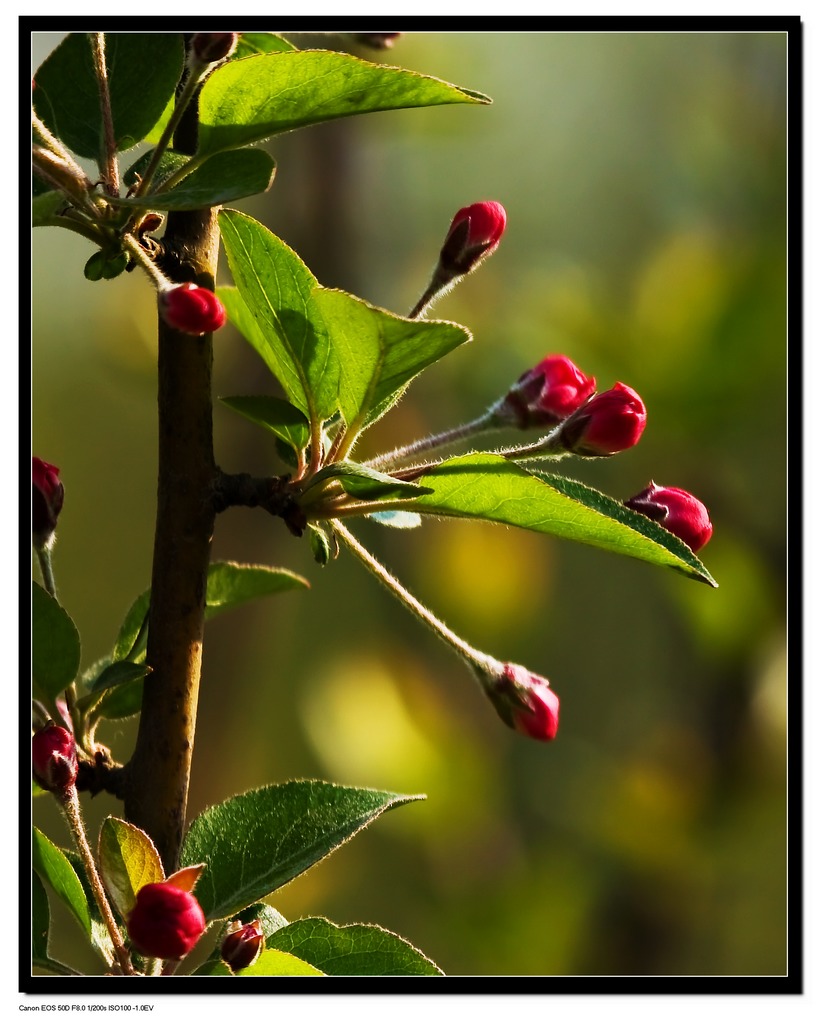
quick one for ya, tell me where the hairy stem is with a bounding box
[89,33,120,196]
[121,69,218,873]
[61,789,135,975]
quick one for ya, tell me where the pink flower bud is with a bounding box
[221,920,264,971]
[438,201,507,277]
[32,724,78,794]
[559,382,646,457]
[624,481,713,553]
[127,882,207,960]
[160,283,226,336]
[190,33,238,63]
[474,662,560,742]
[496,354,597,428]
[32,457,64,549]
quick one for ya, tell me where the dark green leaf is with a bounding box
[198,50,489,155]
[116,149,276,210]
[401,455,717,586]
[122,148,189,190]
[219,211,339,425]
[205,561,309,617]
[305,461,434,501]
[92,678,144,721]
[32,191,67,227]
[238,948,324,976]
[268,917,443,976]
[32,582,81,701]
[32,871,50,961]
[104,562,306,719]
[233,33,296,59]
[98,818,164,920]
[75,661,150,720]
[90,660,150,693]
[219,395,310,455]
[112,590,150,663]
[181,782,424,921]
[32,828,92,940]
[33,33,184,157]
[313,289,471,438]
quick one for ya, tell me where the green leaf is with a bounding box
[205,561,310,617]
[198,50,489,156]
[401,455,717,586]
[98,818,164,920]
[32,871,50,961]
[192,959,234,976]
[233,33,296,59]
[219,212,339,426]
[181,782,424,921]
[112,591,150,663]
[74,661,150,720]
[238,948,325,976]
[112,562,307,662]
[92,678,145,721]
[32,582,81,701]
[32,828,92,940]
[313,289,471,438]
[267,917,443,976]
[220,395,310,455]
[32,191,67,226]
[122,148,189,190]
[116,149,276,210]
[33,33,184,157]
[90,660,150,693]
[306,461,434,501]
[98,564,307,722]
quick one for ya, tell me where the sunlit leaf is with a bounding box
[181,782,424,921]
[199,50,489,155]
[98,818,164,920]
[395,455,718,586]
[219,211,339,426]
[267,917,443,976]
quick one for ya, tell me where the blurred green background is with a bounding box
[32,31,787,977]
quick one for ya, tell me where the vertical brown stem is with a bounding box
[122,61,219,872]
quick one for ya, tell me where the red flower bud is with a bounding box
[32,724,78,793]
[32,458,64,549]
[190,33,238,64]
[159,283,226,336]
[127,882,207,960]
[624,481,713,553]
[474,661,560,742]
[438,201,507,277]
[496,354,597,428]
[559,382,646,457]
[221,920,264,971]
